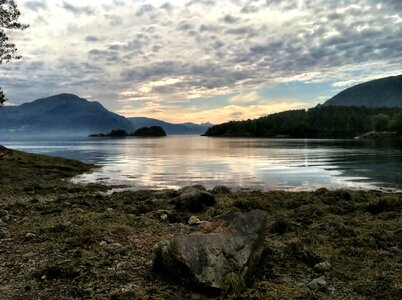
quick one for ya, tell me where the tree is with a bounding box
[371,113,391,131]
[0,0,28,105]
[389,113,402,134]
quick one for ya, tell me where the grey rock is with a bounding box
[175,186,216,212]
[307,276,327,290]
[211,186,231,194]
[314,261,331,272]
[188,216,202,225]
[153,210,268,291]
[153,209,170,221]
[25,233,36,239]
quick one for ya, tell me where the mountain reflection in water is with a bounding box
[1,136,401,191]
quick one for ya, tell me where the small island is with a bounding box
[89,126,167,137]
[132,126,167,137]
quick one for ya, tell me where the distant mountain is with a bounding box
[128,117,211,135]
[0,93,134,136]
[324,75,402,107]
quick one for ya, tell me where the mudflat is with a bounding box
[0,146,401,299]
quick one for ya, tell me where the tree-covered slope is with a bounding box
[204,106,402,138]
[324,75,402,107]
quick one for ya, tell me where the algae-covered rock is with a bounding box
[307,276,327,290]
[153,210,268,291]
[174,186,216,212]
[211,186,231,194]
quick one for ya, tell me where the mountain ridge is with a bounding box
[0,93,134,136]
[324,74,402,107]
[128,117,211,135]
[0,94,211,136]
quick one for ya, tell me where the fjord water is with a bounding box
[1,136,402,191]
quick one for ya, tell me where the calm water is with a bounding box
[1,136,402,191]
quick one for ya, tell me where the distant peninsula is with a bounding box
[205,74,402,139]
[204,106,402,139]
[89,126,167,137]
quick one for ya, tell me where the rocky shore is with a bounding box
[0,146,401,299]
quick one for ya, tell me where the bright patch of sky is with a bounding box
[1,0,401,123]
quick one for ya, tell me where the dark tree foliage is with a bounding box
[108,129,129,137]
[132,126,167,137]
[0,0,28,105]
[371,113,391,131]
[0,88,6,105]
[204,106,402,138]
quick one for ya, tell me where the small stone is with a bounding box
[106,208,114,212]
[160,214,168,221]
[175,186,216,212]
[314,261,331,272]
[25,233,36,239]
[22,252,36,258]
[307,276,327,290]
[188,216,202,225]
[1,215,10,222]
[389,246,401,253]
[99,241,107,246]
[110,243,122,248]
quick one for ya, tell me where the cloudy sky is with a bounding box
[1,0,401,123]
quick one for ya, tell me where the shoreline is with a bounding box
[0,146,401,299]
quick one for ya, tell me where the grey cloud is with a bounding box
[160,2,173,11]
[25,61,45,71]
[241,5,260,13]
[136,4,154,17]
[152,45,162,52]
[186,0,217,7]
[25,1,47,12]
[105,14,123,26]
[223,14,240,24]
[6,0,402,110]
[121,61,183,82]
[62,1,95,16]
[229,112,243,119]
[85,35,101,42]
[199,24,221,33]
[88,49,122,64]
[226,26,258,37]
[177,20,193,31]
[113,0,125,6]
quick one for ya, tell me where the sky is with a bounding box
[1,0,402,124]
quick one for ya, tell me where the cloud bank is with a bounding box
[0,0,401,122]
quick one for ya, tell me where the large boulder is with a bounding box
[174,186,216,212]
[153,211,268,291]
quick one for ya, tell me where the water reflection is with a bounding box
[1,136,402,191]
